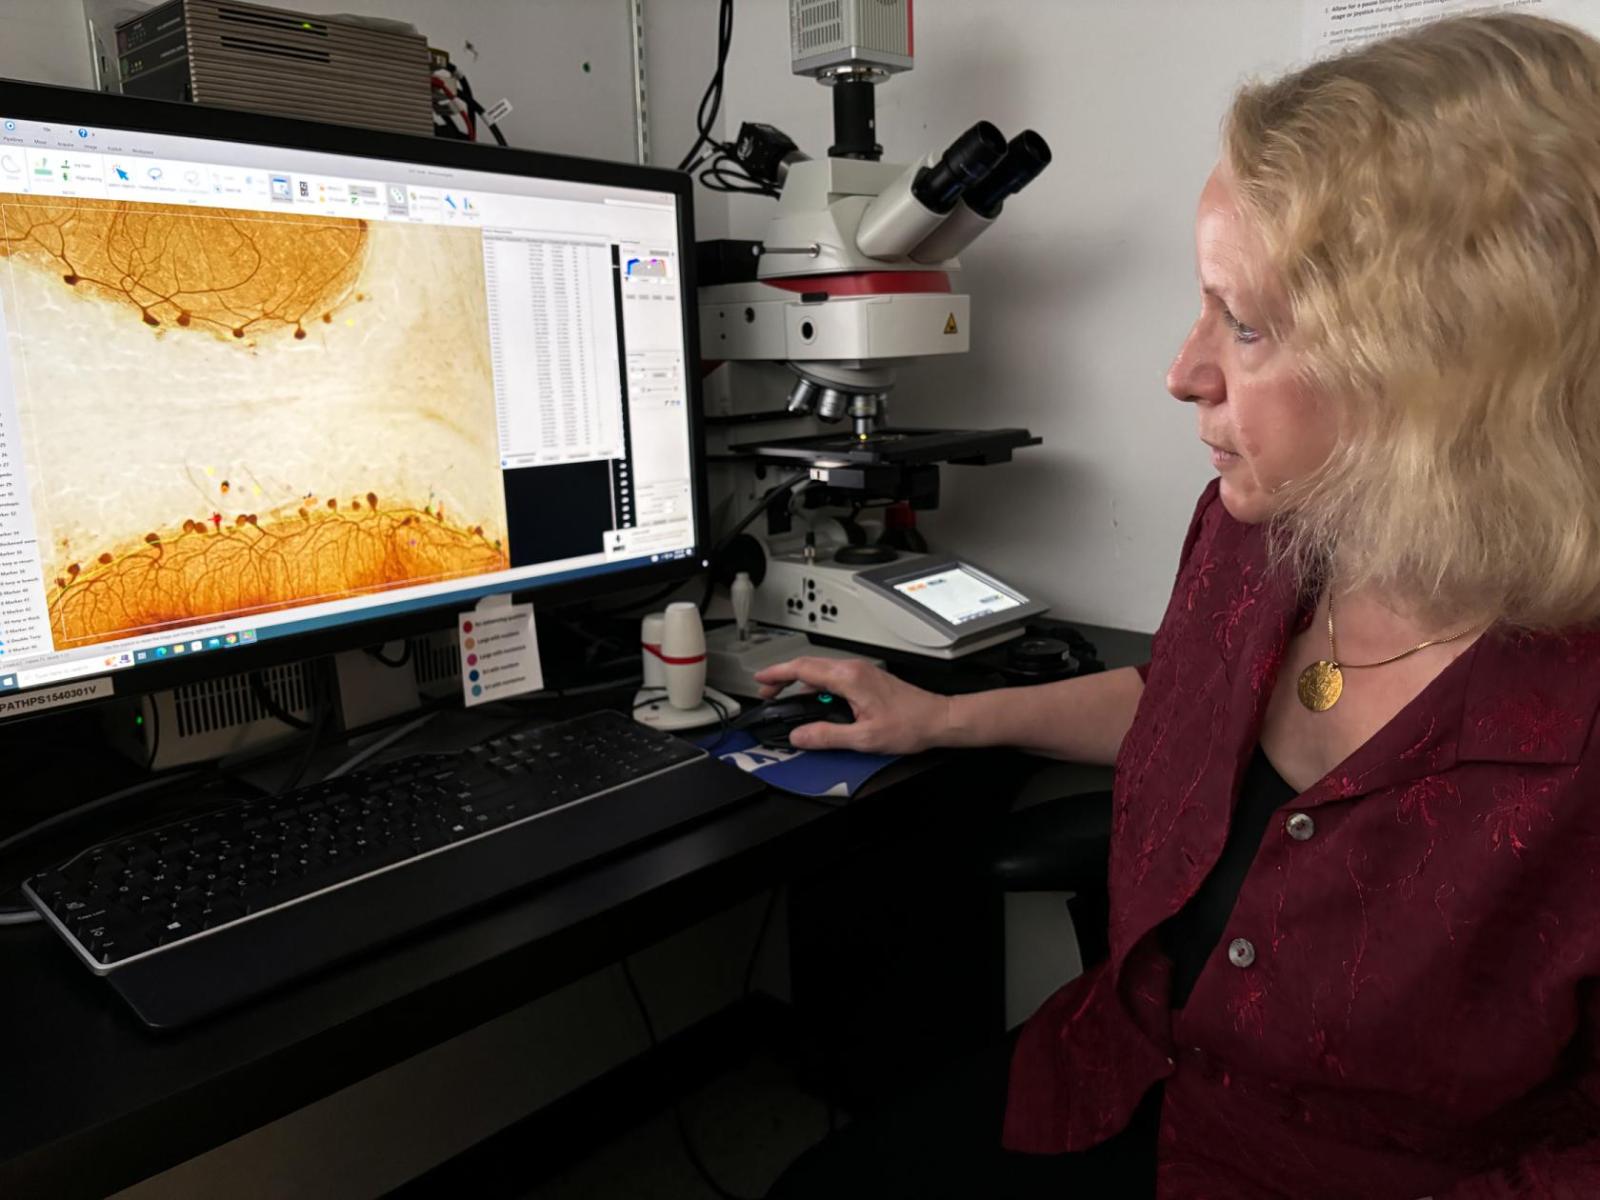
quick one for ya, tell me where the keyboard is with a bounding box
[23,710,763,1028]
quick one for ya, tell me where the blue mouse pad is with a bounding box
[694,729,900,800]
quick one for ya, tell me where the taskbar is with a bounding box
[0,547,697,695]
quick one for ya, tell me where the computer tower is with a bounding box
[115,0,432,136]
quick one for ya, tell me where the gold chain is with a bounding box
[1327,592,1477,670]
[1298,593,1480,711]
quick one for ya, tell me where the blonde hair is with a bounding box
[1224,13,1600,629]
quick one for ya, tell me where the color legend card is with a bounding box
[459,598,543,708]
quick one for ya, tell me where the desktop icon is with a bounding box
[3,121,14,132]
[270,174,291,200]
[155,646,168,657]
[113,163,129,181]
[241,629,257,643]
[147,166,162,181]
[0,676,13,689]
[135,650,149,662]
[172,642,186,654]
[297,179,309,198]
[206,637,222,650]
[224,633,238,645]
[76,128,88,139]
[189,640,203,652]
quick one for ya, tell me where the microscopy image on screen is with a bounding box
[0,194,509,650]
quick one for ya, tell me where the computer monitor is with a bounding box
[0,81,707,725]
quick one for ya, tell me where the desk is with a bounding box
[0,624,1148,1198]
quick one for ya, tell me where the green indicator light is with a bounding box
[819,693,833,704]
[134,714,144,726]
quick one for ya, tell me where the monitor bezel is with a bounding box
[0,78,709,712]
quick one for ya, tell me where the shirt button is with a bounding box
[1228,937,1256,968]
[1285,812,1316,841]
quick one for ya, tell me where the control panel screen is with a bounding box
[893,566,1023,626]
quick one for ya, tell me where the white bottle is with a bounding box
[640,611,668,691]
[660,601,707,710]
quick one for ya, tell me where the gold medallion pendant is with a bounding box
[1297,660,1344,712]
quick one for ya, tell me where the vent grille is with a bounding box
[217,5,328,36]
[409,633,460,688]
[217,35,331,64]
[172,663,308,738]
[798,0,844,51]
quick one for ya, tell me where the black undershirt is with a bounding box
[1158,745,1298,1009]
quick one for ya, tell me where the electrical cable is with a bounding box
[620,956,762,1200]
[631,689,732,751]
[0,908,41,926]
[0,769,208,860]
[322,711,439,781]
[248,671,313,731]
[677,0,735,172]
[700,474,811,612]
[599,474,807,619]
[274,661,331,797]
[365,641,412,669]
[742,887,780,998]
[144,692,162,774]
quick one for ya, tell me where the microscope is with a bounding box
[698,0,1088,694]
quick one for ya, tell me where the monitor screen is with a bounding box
[892,566,1024,627]
[0,87,702,706]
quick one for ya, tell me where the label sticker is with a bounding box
[943,312,959,334]
[459,597,543,707]
[0,676,113,718]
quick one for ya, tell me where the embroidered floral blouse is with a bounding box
[1002,480,1600,1199]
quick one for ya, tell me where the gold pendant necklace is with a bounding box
[1295,593,1478,713]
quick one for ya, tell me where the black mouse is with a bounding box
[734,691,856,750]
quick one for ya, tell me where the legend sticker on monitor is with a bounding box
[893,567,1024,627]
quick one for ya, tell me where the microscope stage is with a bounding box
[730,426,1039,468]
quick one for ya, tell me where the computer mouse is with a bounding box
[733,691,856,750]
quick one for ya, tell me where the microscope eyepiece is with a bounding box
[907,129,1054,263]
[962,130,1052,219]
[911,121,1008,214]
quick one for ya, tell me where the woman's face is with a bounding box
[1166,167,1338,524]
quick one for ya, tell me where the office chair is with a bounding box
[983,788,1115,997]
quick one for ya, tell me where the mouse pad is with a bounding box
[693,729,900,801]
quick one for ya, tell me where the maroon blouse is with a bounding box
[1002,480,1600,1199]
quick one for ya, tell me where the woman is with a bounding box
[763,13,1600,1199]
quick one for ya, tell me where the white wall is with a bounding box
[0,1,98,86]
[669,0,1303,632]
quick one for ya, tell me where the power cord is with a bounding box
[699,474,811,612]
[599,474,808,620]
[677,0,735,173]
[274,660,333,796]
[248,670,313,731]
[632,688,734,752]
[365,641,412,670]
[619,886,782,1200]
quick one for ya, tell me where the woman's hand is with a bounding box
[752,657,951,755]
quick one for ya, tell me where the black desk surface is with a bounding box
[0,624,1150,1198]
